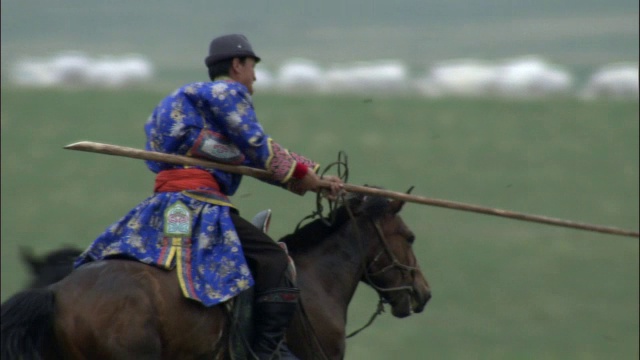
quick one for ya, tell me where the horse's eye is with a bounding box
[406,235,415,244]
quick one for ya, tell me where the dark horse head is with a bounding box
[348,193,431,317]
[281,190,431,319]
[19,246,82,289]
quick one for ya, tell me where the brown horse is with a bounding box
[1,193,431,359]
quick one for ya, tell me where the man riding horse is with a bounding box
[74,34,343,360]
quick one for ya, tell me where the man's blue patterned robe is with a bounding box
[75,79,319,306]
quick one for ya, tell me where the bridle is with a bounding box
[296,154,420,347]
[363,220,418,293]
[344,206,420,339]
[293,193,421,360]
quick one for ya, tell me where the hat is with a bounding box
[204,34,261,67]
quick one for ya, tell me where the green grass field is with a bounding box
[1,87,638,359]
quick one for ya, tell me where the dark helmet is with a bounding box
[204,34,261,67]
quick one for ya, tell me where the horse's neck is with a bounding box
[294,220,371,309]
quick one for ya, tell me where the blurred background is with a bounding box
[1,1,638,359]
[2,0,639,98]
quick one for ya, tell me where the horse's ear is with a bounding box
[20,246,43,274]
[389,186,413,214]
[389,199,405,214]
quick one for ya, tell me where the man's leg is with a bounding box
[230,211,299,360]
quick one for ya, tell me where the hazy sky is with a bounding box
[2,0,638,70]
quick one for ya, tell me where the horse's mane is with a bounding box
[279,189,392,254]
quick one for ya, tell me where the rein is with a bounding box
[365,222,419,290]
[289,152,350,360]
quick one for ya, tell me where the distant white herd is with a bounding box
[9,51,155,89]
[7,51,638,100]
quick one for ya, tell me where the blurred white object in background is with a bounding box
[48,51,92,86]
[276,58,325,92]
[87,54,154,88]
[489,55,574,98]
[8,51,155,89]
[9,52,637,99]
[87,56,127,88]
[10,57,59,87]
[253,67,275,91]
[117,54,155,85]
[325,60,409,94]
[414,58,498,98]
[579,63,639,100]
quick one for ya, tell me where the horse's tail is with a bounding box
[1,288,57,360]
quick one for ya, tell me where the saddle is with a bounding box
[250,209,297,284]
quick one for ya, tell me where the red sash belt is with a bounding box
[154,168,220,193]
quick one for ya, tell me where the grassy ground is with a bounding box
[1,87,638,359]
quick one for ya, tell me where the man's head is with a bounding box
[205,34,261,94]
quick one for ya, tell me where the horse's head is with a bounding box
[349,193,431,318]
[20,246,82,288]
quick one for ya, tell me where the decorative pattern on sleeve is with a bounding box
[289,151,320,174]
[264,138,297,183]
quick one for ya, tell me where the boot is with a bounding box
[252,288,300,360]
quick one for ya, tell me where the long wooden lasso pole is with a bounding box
[64,141,639,238]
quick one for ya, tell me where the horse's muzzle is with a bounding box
[411,287,431,314]
[389,286,431,318]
